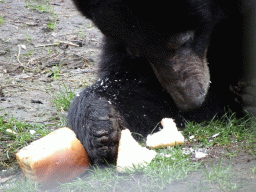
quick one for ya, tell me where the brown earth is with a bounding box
[0,0,256,191]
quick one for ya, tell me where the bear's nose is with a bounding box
[169,79,210,112]
[177,89,207,112]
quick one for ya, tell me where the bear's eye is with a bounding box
[168,31,194,50]
[177,31,195,48]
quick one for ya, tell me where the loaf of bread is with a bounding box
[146,118,184,149]
[116,129,156,172]
[16,127,90,188]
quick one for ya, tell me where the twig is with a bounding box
[35,40,80,48]
[59,40,80,47]
[15,45,36,70]
[17,45,24,66]
[35,43,59,48]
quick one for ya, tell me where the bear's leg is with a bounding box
[68,89,125,165]
[68,39,130,165]
[68,38,176,164]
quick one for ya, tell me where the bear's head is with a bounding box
[73,0,213,112]
[146,31,210,112]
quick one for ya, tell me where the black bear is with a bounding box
[68,0,255,164]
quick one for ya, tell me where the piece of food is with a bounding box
[146,118,184,149]
[116,129,156,172]
[16,127,90,188]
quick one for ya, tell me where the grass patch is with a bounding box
[0,114,50,169]
[48,9,57,30]
[252,166,256,174]
[1,113,255,191]
[25,0,58,31]
[3,147,201,191]
[52,65,61,80]
[5,179,40,192]
[46,82,76,111]
[183,113,256,151]
[141,147,200,191]
[202,159,238,191]
[25,0,51,13]
[0,16,6,25]
[59,147,200,192]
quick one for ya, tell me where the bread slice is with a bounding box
[116,129,156,172]
[146,118,184,149]
[16,127,90,188]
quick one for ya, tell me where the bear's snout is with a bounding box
[149,48,210,112]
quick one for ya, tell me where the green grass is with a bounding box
[25,0,58,31]
[0,114,50,169]
[0,16,6,25]
[183,113,256,149]
[59,147,200,192]
[140,147,200,191]
[25,0,51,13]
[48,20,56,30]
[46,82,76,111]
[202,159,238,191]
[252,166,256,174]
[52,65,61,80]
[25,32,32,44]
[48,9,57,30]
[1,112,256,191]
[5,179,40,192]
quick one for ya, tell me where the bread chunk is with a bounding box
[16,127,90,188]
[116,129,156,172]
[146,118,184,149]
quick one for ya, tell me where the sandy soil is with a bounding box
[0,0,256,191]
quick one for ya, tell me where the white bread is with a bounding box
[116,129,156,172]
[16,127,90,188]
[146,118,184,149]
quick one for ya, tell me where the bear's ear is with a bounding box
[148,48,210,112]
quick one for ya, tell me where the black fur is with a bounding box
[68,0,252,164]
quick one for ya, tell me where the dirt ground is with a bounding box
[0,0,102,125]
[0,0,256,191]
